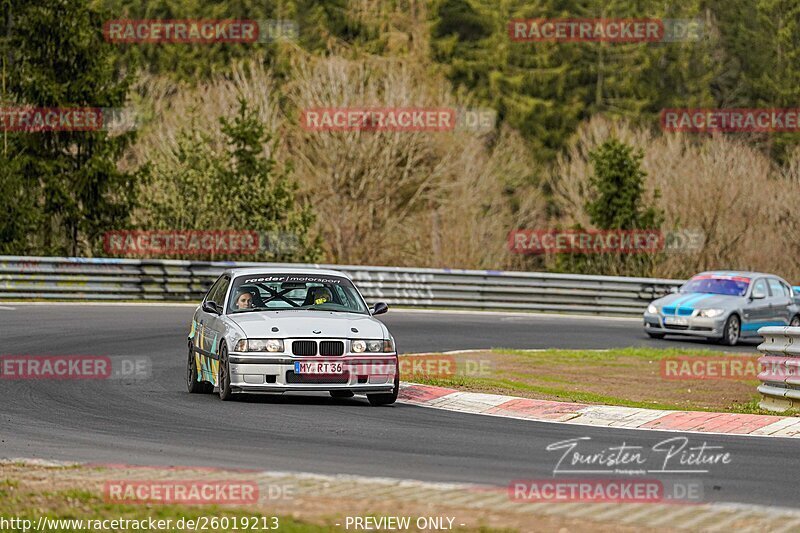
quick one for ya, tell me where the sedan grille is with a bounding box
[292,340,317,356]
[320,341,345,356]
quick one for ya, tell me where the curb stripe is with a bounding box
[398,383,800,438]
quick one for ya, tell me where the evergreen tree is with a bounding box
[2,0,134,256]
[585,139,662,231]
[136,100,321,262]
[751,0,800,160]
[556,138,663,276]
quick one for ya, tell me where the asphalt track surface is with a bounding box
[0,305,796,509]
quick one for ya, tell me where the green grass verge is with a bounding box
[403,347,773,414]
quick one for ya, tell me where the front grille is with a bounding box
[292,340,317,356]
[320,341,344,356]
[286,371,350,384]
[664,324,689,330]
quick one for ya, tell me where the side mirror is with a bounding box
[751,291,766,300]
[202,300,221,314]
[371,302,389,316]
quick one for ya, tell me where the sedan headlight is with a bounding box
[698,308,725,318]
[351,340,367,353]
[235,339,284,352]
[647,304,658,314]
[351,339,395,353]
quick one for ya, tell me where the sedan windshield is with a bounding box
[681,275,750,296]
[227,273,369,314]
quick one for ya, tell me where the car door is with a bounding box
[194,275,229,382]
[742,278,771,336]
[204,275,230,358]
[767,278,792,326]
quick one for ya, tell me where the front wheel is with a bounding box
[367,368,400,406]
[646,331,665,339]
[720,314,740,346]
[218,345,234,401]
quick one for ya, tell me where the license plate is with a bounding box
[294,361,344,374]
[664,316,689,326]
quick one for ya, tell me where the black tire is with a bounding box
[646,331,666,339]
[720,314,741,346]
[330,390,355,399]
[187,344,213,394]
[791,315,800,327]
[367,365,400,406]
[218,344,234,401]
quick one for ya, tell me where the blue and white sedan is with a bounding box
[643,271,800,345]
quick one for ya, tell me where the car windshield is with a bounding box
[227,273,369,315]
[681,276,750,296]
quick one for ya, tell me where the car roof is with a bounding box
[223,266,353,281]
[693,270,784,280]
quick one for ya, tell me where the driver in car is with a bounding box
[234,290,256,309]
[311,287,332,305]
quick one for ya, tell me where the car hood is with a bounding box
[653,292,743,314]
[227,310,389,339]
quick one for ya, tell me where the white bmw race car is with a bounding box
[187,267,399,405]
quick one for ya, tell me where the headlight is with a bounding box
[698,309,724,318]
[236,339,284,352]
[647,304,658,314]
[352,340,367,353]
[351,339,395,353]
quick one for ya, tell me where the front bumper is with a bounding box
[227,353,398,394]
[643,312,727,338]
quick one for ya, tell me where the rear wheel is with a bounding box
[367,367,399,406]
[791,315,800,327]
[720,314,740,346]
[218,345,234,401]
[187,344,213,394]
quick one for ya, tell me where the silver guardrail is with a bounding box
[756,326,800,412]
[0,256,683,315]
